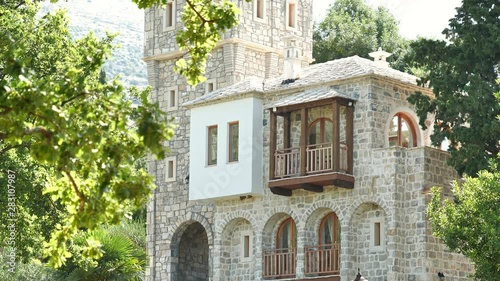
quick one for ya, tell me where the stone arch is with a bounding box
[171,221,210,281]
[168,213,213,281]
[218,217,255,281]
[385,106,423,148]
[214,210,258,235]
[304,207,338,246]
[261,208,300,250]
[170,212,214,246]
[346,201,389,281]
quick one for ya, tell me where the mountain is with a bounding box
[41,0,147,87]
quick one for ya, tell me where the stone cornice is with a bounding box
[143,38,285,62]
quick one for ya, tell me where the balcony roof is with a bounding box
[266,87,357,110]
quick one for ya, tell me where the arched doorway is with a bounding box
[174,222,209,281]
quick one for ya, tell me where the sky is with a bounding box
[313,0,462,39]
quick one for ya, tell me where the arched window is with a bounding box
[319,212,340,245]
[308,118,333,145]
[276,218,296,250]
[388,113,417,148]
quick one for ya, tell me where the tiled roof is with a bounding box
[266,87,357,109]
[184,55,418,107]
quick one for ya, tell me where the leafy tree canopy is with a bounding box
[406,0,500,175]
[313,0,409,70]
[0,1,173,267]
[428,160,500,280]
[0,0,248,269]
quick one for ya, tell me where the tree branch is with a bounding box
[0,142,30,156]
[64,171,86,212]
[61,92,88,107]
[25,127,53,140]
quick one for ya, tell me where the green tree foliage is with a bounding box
[428,163,500,280]
[53,220,146,281]
[0,147,62,262]
[0,2,173,267]
[406,0,500,175]
[312,0,409,70]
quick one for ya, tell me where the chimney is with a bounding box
[283,36,302,80]
[369,47,392,68]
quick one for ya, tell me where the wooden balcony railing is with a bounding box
[307,142,333,174]
[262,248,296,279]
[304,243,340,276]
[275,147,300,178]
[274,143,348,178]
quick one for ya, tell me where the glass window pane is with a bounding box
[208,126,217,165]
[229,123,239,162]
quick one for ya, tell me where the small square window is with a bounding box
[228,122,239,162]
[205,79,217,95]
[167,86,178,111]
[207,125,218,165]
[164,1,175,30]
[165,156,176,182]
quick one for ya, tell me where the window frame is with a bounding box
[207,125,218,166]
[388,112,417,148]
[164,0,176,31]
[253,0,266,22]
[286,0,297,30]
[241,231,253,261]
[308,117,333,145]
[318,212,340,246]
[370,218,385,251]
[205,79,217,95]
[228,121,239,163]
[165,156,176,182]
[276,217,296,251]
[166,86,178,111]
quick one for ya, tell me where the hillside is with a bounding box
[41,0,147,87]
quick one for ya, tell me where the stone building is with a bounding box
[143,1,473,280]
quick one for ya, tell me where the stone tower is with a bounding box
[143,1,314,280]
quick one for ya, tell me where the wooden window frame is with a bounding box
[276,217,296,250]
[207,125,218,166]
[164,1,176,31]
[389,113,417,148]
[308,117,333,145]
[228,121,239,162]
[318,212,340,245]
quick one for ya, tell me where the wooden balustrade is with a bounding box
[306,142,333,174]
[304,243,340,276]
[274,148,300,178]
[274,143,349,179]
[262,248,296,279]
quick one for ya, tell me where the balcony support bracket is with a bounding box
[301,183,323,193]
[270,187,292,196]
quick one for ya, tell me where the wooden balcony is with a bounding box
[263,248,296,279]
[268,97,355,196]
[304,244,340,276]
